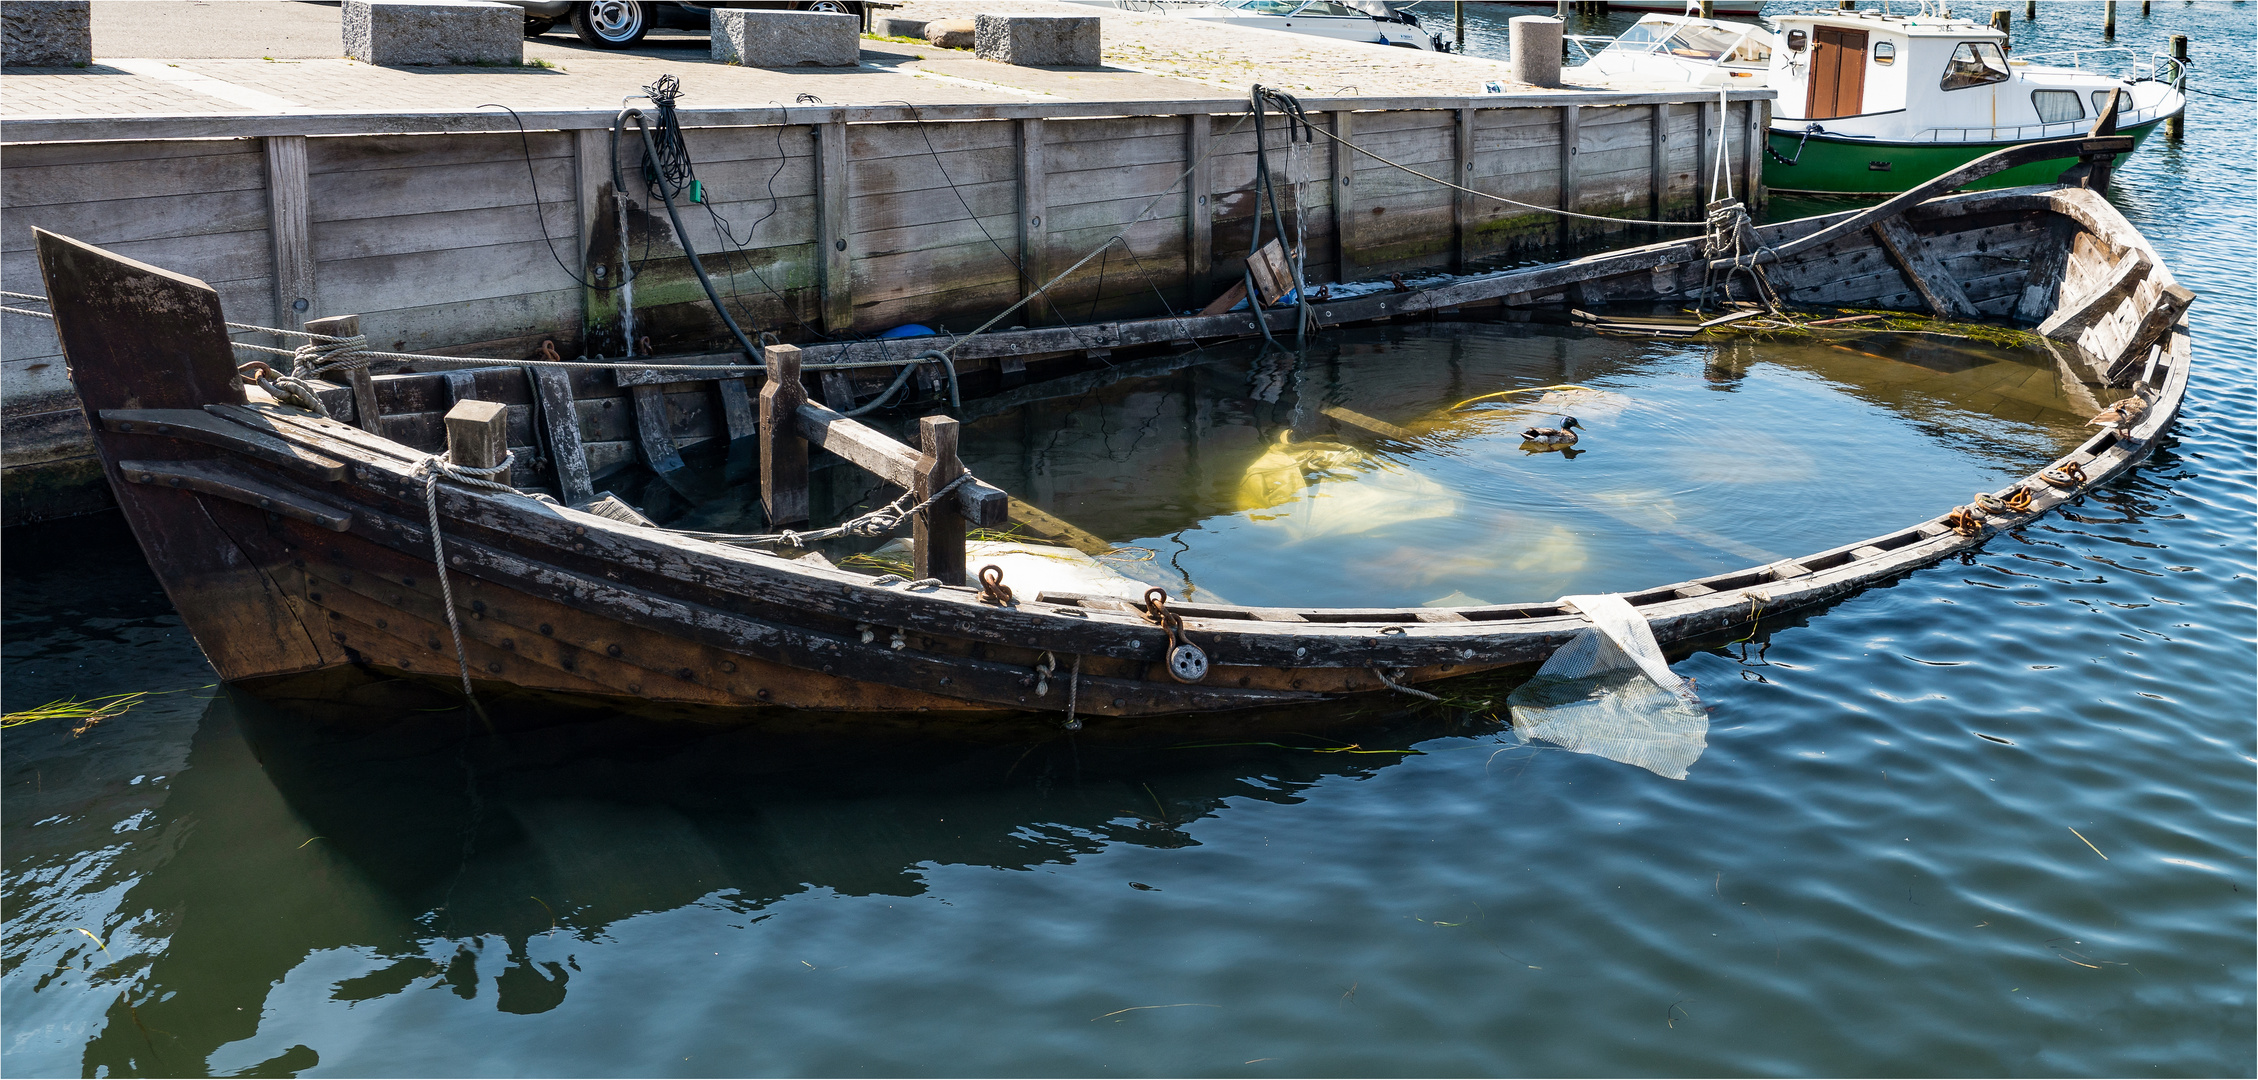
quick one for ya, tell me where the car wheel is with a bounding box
[524,16,557,37]
[799,0,858,12]
[571,0,649,48]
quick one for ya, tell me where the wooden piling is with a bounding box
[444,399,510,471]
[815,116,852,336]
[263,136,315,340]
[1453,106,1474,271]
[2141,0,2150,16]
[1991,9,2011,51]
[1700,1,1714,19]
[1454,1,1464,52]
[2168,35,2188,140]
[2026,0,2036,18]
[760,344,809,528]
[302,314,378,434]
[1017,117,1050,322]
[913,414,966,586]
[1185,112,1212,299]
[1557,104,1581,254]
[2103,0,2115,39]
[1332,110,1357,281]
[530,366,594,505]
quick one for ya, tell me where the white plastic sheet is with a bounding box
[1506,593,1708,780]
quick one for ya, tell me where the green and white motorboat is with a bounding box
[1763,5,2184,195]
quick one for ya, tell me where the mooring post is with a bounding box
[2141,0,2150,16]
[2168,35,2188,140]
[1700,0,1714,18]
[913,414,967,586]
[1991,9,2011,51]
[445,398,510,473]
[2103,0,2115,39]
[759,343,809,528]
[1557,103,1581,256]
[2025,0,2036,18]
[1837,0,1852,9]
[302,314,379,434]
[1454,0,1464,51]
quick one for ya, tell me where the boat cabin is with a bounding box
[1768,8,2171,141]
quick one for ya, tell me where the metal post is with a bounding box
[2168,35,2188,140]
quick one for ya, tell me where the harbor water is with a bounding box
[4,4,2251,1075]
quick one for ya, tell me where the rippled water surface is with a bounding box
[5,4,2251,1075]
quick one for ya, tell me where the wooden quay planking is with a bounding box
[0,88,1770,524]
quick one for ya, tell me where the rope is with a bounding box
[926,110,1255,360]
[412,452,519,714]
[1063,653,1082,730]
[1372,666,1442,701]
[666,470,978,548]
[1303,115,1707,229]
[2,291,928,375]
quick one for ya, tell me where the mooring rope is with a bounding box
[1372,666,1442,701]
[667,470,978,549]
[1,291,928,375]
[412,452,519,713]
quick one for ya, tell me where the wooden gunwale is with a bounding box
[40,170,2192,721]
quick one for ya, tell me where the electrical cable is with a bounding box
[618,107,764,362]
[481,103,620,291]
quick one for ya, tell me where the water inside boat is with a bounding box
[633,319,2096,609]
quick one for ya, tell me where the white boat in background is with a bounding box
[1565,12,1774,86]
[1562,4,2187,195]
[1072,0,1450,50]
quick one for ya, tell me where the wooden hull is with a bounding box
[35,164,2193,733]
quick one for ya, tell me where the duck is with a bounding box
[1520,416,1583,449]
[2087,389,2153,434]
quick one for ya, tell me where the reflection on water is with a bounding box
[946,323,2093,608]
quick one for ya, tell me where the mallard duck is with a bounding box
[2088,390,2153,434]
[1520,416,1583,448]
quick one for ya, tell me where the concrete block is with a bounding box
[872,15,928,39]
[1508,16,1561,87]
[712,8,858,67]
[344,1,523,66]
[3,1,91,67]
[973,14,1099,67]
[924,18,974,49]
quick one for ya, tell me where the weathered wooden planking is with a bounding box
[1870,214,1980,318]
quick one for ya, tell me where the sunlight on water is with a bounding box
[952,324,2092,608]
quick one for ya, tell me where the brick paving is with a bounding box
[3,0,1547,125]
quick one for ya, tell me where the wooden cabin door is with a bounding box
[1803,27,1868,119]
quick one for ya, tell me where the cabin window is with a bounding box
[2092,89,2123,116]
[1940,41,2010,90]
[1871,40,1895,65]
[1295,1,1368,17]
[2032,89,2085,124]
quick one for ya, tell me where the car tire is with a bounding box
[571,1,650,48]
[524,16,558,37]
[797,0,860,12]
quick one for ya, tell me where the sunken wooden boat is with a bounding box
[37,135,2193,733]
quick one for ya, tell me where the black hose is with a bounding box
[615,108,763,364]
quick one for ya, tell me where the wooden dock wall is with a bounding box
[0,91,1769,524]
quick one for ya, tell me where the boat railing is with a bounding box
[2011,46,2187,87]
[1912,97,2175,143]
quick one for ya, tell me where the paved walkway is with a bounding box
[2,0,1537,124]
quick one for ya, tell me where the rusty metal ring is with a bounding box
[980,565,1005,589]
